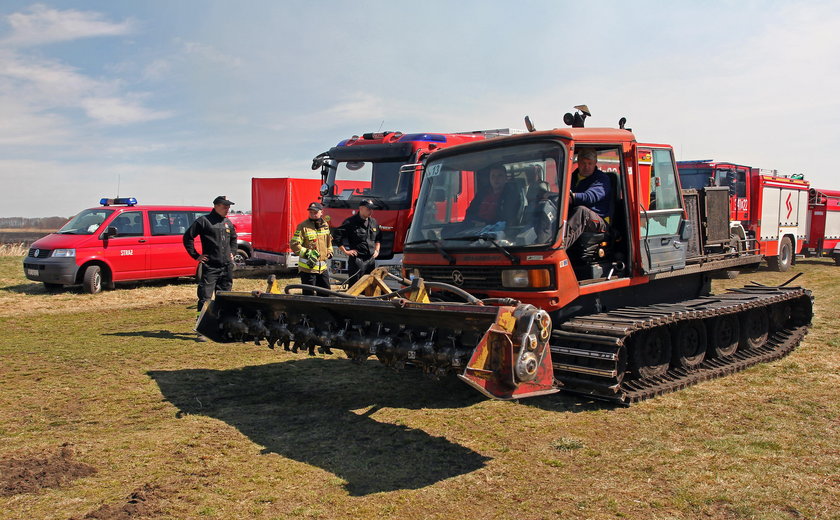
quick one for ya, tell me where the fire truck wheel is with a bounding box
[833,255,840,266]
[83,265,102,294]
[767,236,793,272]
[631,328,671,379]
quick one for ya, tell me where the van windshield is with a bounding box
[57,209,114,235]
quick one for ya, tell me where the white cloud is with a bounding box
[80,96,172,125]
[1,4,134,47]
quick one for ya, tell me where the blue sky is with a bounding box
[2,1,838,217]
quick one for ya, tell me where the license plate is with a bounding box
[26,268,39,277]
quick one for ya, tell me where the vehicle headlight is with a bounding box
[501,268,550,288]
[52,249,76,258]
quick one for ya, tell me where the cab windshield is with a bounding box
[406,142,564,249]
[324,160,413,209]
[57,209,114,235]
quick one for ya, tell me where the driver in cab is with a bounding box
[566,149,612,247]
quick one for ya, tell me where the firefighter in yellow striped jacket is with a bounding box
[290,202,333,295]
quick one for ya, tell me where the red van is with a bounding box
[23,198,211,293]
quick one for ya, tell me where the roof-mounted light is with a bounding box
[100,197,137,206]
[397,133,448,143]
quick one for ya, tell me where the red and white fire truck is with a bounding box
[804,188,840,264]
[677,160,809,271]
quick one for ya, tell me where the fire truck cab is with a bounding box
[313,130,523,279]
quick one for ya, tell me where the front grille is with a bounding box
[28,248,51,258]
[408,265,502,290]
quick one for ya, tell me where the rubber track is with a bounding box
[550,285,813,404]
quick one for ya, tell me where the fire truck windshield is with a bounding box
[324,160,413,209]
[406,142,564,249]
[57,209,114,235]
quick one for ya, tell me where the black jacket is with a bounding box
[338,214,382,258]
[183,211,238,267]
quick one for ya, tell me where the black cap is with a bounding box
[307,202,324,211]
[213,196,234,205]
[358,199,375,208]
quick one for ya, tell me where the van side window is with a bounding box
[111,211,145,237]
[150,211,191,235]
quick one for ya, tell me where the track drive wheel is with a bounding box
[631,328,671,379]
[670,320,707,369]
[766,236,793,272]
[739,308,769,350]
[707,315,739,358]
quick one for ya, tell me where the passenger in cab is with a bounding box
[566,149,612,247]
[464,164,524,227]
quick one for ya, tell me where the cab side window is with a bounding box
[111,211,145,237]
[150,211,191,235]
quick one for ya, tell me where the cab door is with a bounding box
[101,210,150,280]
[637,148,687,273]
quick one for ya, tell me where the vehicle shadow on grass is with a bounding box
[148,358,491,496]
[104,330,197,341]
[1,282,58,294]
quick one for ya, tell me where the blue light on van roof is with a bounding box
[397,133,447,143]
[100,197,138,206]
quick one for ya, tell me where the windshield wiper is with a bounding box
[452,234,520,265]
[404,239,455,265]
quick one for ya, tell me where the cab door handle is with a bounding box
[138,239,146,243]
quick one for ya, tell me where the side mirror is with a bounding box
[99,226,117,240]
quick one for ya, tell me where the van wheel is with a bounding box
[43,283,62,293]
[83,265,102,294]
[234,249,249,267]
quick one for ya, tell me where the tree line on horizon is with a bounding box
[0,217,68,230]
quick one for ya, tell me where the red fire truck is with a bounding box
[804,187,840,264]
[677,160,809,271]
[312,129,521,277]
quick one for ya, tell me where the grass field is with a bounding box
[0,255,837,519]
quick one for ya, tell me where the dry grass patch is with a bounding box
[0,257,286,317]
[0,243,26,257]
[0,257,837,519]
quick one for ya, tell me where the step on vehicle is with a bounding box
[24,198,211,293]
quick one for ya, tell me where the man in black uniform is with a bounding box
[337,199,382,284]
[183,196,238,324]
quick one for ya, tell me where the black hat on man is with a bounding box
[308,202,324,211]
[358,199,376,208]
[213,196,234,205]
